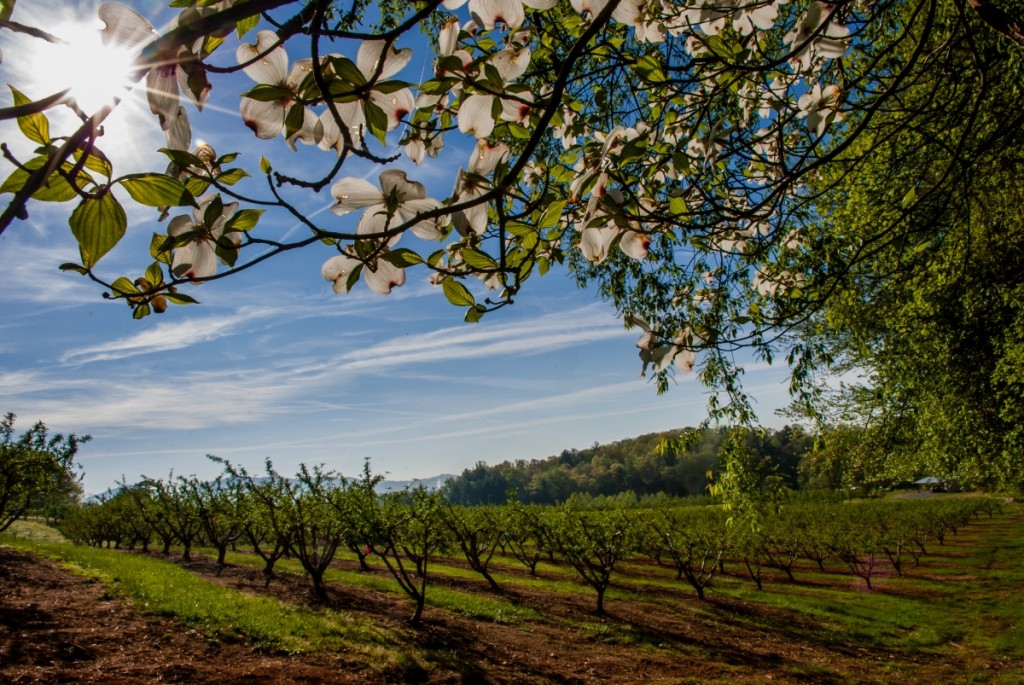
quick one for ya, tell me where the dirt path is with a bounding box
[0,547,363,684]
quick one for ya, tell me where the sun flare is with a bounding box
[34,19,139,115]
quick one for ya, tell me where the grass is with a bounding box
[0,524,427,677]
[215,548,543,624]
[3,505,1023,683]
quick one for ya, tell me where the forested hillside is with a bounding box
[443,426,813,505]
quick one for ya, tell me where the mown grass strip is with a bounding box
[217,549,542,625]
[0,531,411,666]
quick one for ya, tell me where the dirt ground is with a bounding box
[0,522,1020,684]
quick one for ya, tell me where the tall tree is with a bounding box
[785,0,1024,490]
[0,412,87,533]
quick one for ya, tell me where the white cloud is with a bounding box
[58,306,284,364]
[0,238,98,306]
[336,304,628,371]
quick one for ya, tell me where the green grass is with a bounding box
[216,548,542,624]
[0,530,426,677]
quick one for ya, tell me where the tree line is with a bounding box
[443,425,814,505]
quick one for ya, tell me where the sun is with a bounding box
[32,17,139,116]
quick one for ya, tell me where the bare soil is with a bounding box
[2,515,1021,684]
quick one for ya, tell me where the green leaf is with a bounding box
[419,78,458,95]
[120,173,196,208]
[902,187,918,209]
[462,248,498,270]
[201,33,225,56]
[669,195,688,216]
[538,200,566,229]
[436,55,467,75]
[216,168,250,186]
[225,208,263,232]
[9,85,50,144]
[363,99,389,146]
[506,221,536,238]
[203,195,224,228]
[159,148,204,168]
[70,193,127,268]
[110,276,138,296]
[283,103,304,147]
[0,157,84,202]
[236,13,259,39]
[165,291,199,305]
[185,177,210,197]
[464,304,486,323]
[243,84,294,102]
[73,148,113,177]
[259,157,272,174]
[150,233,171,263]
[382,248,424,267]
[59,262,89,275]
[442,279,475,307]
[374,80,410,94]
[145,262,164,287]
[329,56,367,86]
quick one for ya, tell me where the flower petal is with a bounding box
[619,230,650,260]
[380,169,426,202]
[285,106,322,150]
[146,64,180,130]
[458,93,495,139]
[330,178,383,214]
[163,105,191,151]
[98,3,155,50]
[491,46,530,82]
[363,259,405,295]
[470,0,524,29]
[579,225,617,263]
[439,17,460,56]
[240,97,284,139]
[369,88,414,130]
[322,253,362,294]
[357,40,412,80]
[173,240,217,280]
[468,139,510,175]
[237,30,288,85]
[318,101,362,154]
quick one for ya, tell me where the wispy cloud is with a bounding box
[0,239,98,306]
[12,302,630,432]
[335,304,628,372]
[59,306,285,364]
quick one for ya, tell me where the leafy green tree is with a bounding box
[441,502,505,591]
[282,462,350,602]
[779,0,1024,491]
[125,481,178,555]
[212,456,296,584]
[645,506,730,600]
[187,474,245,568]
[545,504,637,613]
[358,485,447,624]
[0,412,87,534]
[138,474,204,561]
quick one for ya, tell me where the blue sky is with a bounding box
[0,0,795,494]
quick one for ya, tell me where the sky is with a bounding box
[0,0,796,495]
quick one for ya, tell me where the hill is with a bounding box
[443,426,813,505]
